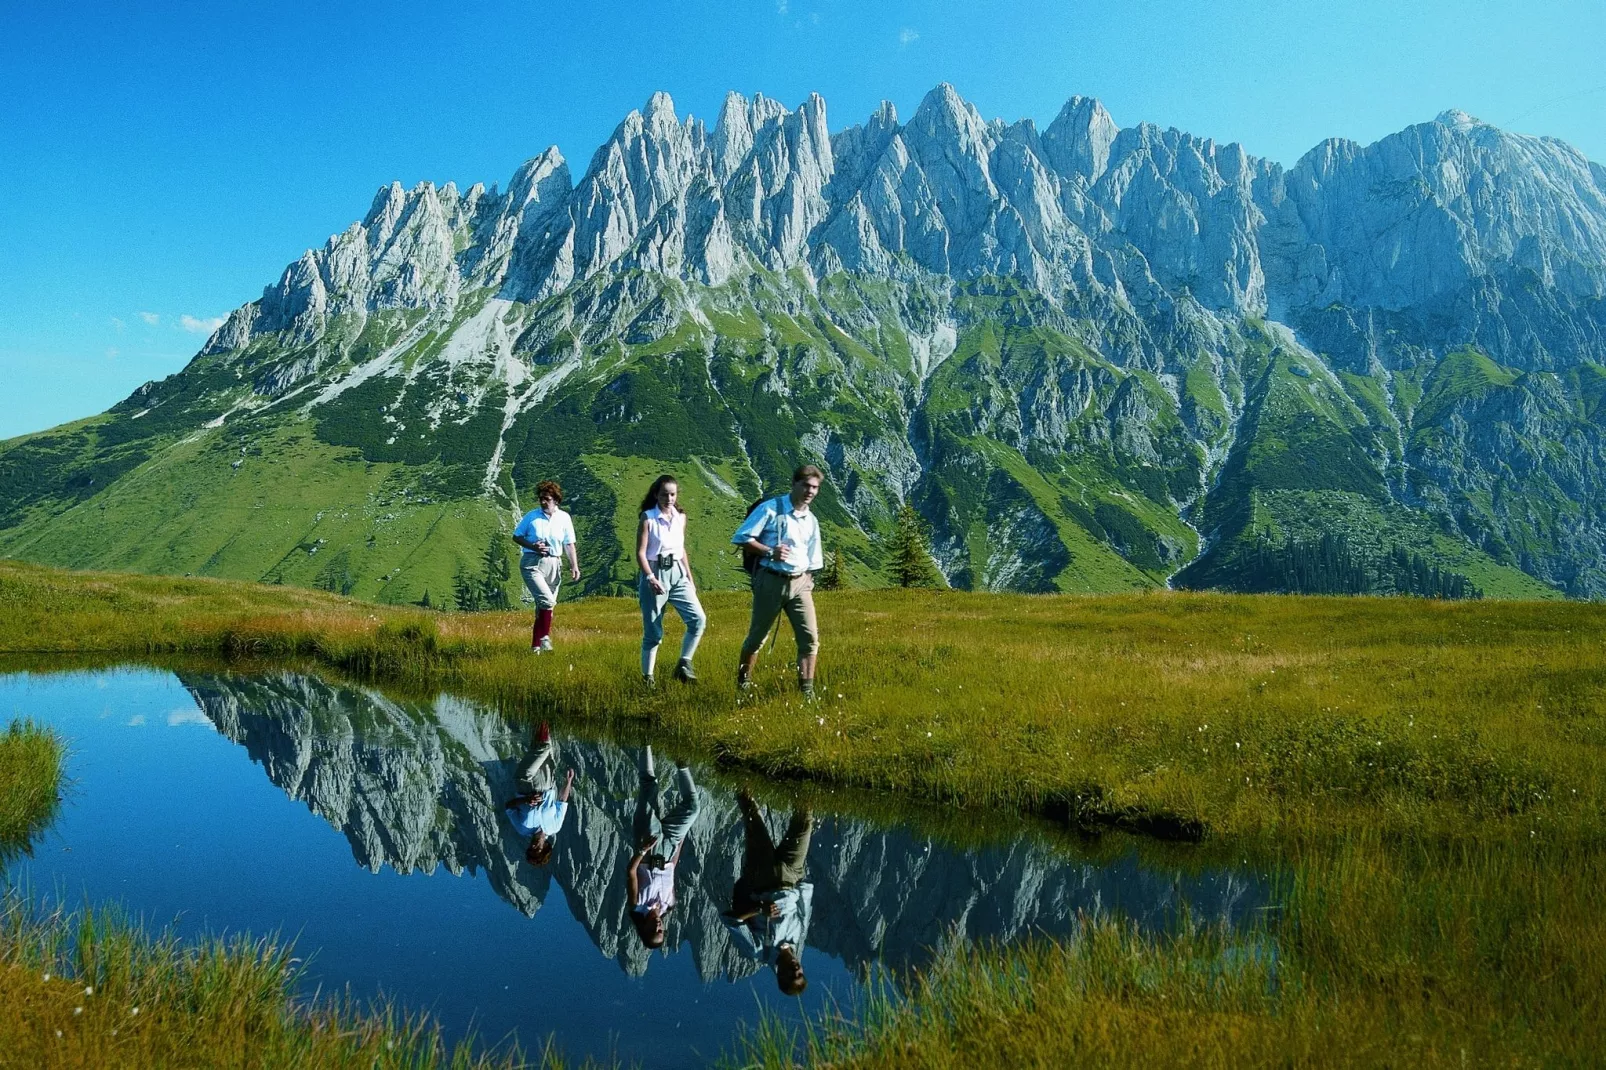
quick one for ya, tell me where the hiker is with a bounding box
[636,474,707,686]
[732,465,824,697]
[503,722,574,867]
[624,745,702,949]
[512,480,580,653]
[720,789,813,996]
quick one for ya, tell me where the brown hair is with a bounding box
[639,474,678,514]
[536,480,563,505]
[525,836,555,867]
[792,465,824,484]
[777,964,808,996]
[630,910,667,949]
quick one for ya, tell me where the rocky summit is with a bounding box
[3,85,1604,600]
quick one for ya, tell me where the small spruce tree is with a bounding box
[889,504,945,588]
[816,550,845,590]
[452,565,480,612]
[478,534,511,610]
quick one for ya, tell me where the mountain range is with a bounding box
[4,84,1605,599]
[183,671,1261,981]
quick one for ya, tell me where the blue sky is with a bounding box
[2,0,1603,438]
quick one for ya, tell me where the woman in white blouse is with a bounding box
[635,475,707,684]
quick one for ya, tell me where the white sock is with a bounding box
[642,645,659,678]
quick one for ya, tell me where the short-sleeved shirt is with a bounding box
[641,506,687,562]
[722,882,814,964]
[506,794,567,836]
[732,496,823,575]
[513,507,576,556]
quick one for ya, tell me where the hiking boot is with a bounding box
[674,659,697,683]
[539,636,554,652]
[642,674,656,690]
[799,678,816,701]
[736,672,753,693]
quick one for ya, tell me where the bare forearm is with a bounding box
[741,538,775,558]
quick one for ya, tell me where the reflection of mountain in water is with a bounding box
[183,672,1261,981]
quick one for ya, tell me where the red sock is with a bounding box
[533,609,554,645]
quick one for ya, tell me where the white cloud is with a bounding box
[138,311,159,325]
[899,27,919,46]
[105,347,119,359]
[167,709,215,729]
[110,316,126,332]
[180,314,225,334]
[126,715,146,727]
[775,0,788,12]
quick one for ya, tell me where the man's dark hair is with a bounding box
[525,837,555,867]
[536,480,564,504]
[792,464,824,484]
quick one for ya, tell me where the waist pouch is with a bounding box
[654,554,679,571]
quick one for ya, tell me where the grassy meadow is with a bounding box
[1,559,1604,1065]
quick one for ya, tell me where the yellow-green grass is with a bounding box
[732,832,1605,1067]
[0,894,547,1069]
[4,560,1604,1064]
[2,560,1602,843]
[0,720,61,854]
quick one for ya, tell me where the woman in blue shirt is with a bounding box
[512,480,580,652]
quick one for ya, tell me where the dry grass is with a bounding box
[4,561,1605,1066]
[727,832,1606,1067]
[0,895,519,1069]
[4,560,1601,842]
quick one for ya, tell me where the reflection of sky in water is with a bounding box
[2,667,1265,1067]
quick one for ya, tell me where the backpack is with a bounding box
[740,496,780,576]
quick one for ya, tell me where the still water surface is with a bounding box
[2,667,1265,1067]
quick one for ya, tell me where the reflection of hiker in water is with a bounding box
[626,746,702,949]
[502,722,573,866]
[721,789,813,996]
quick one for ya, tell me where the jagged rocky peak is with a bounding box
[1041,95,1118,184]
[1283,105,1606,312]
[197,82,1606,364]
[182,672,1266,982]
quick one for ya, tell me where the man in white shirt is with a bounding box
[720,789,813,996]
[512,479,581,652]
[732,465,825,697]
